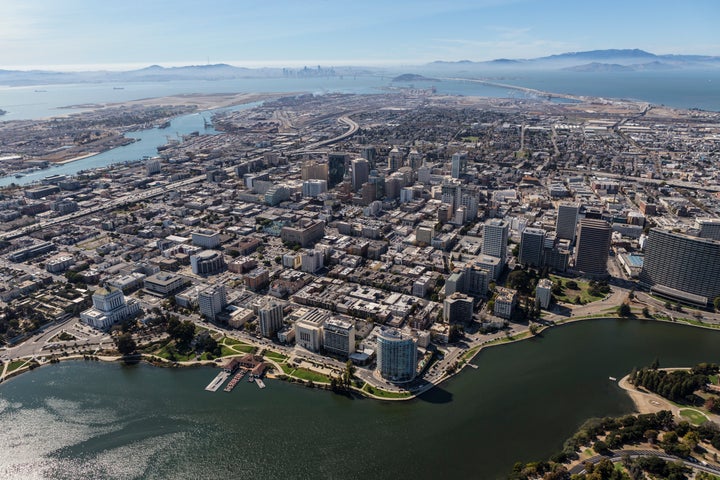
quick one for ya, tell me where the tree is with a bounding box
[714,296,720,312]
[115,333,137,356]
[593,439,610,455]
[617,303,632,317]
[642,307,651,318]
[167,319,195,350]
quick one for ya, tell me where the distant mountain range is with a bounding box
[426,49,720,71]
[0,50,718,87]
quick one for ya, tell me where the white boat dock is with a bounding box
[205,371,230,392]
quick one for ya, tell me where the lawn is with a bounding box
[7,360,27,373]
[461,346,480,362]
[280,363,295,375]
[550,275,606,304]
[153,343,197,362]
[363,384,412,399]
[289,367,330,383]
[679,409,708,425]
[264,351,288,361]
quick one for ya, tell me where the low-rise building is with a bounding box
[143,272,188,296]
[295,308,328,352]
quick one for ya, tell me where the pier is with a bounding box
[205,371,230,392]
[224,368,247,392]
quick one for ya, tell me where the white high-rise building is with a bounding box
[301,249,324,273]
[198,284,227,321]
[483,219,509,266]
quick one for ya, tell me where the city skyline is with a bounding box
[1,0,719,70]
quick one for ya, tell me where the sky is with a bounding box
[1,0,718,70]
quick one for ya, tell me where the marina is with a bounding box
[224,368,248,392]
[204,371,230,392]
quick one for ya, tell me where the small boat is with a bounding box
[15,173,25,178]
[609,376,617,381]
[248,374,255,383]
[113,87,124,90]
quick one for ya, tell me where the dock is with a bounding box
[223,368,247,392]
[205,371,230,392]
[255,378,266,389]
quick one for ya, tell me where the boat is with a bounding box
[609,376,617,381]
[14,173,25,178]
[248,374,255,383]
[113,87,124,90]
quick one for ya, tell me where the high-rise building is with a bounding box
[328,153,348,187]
[198,284,227,321]
[258,299,284,338]
[388,147,403,172]
[145,158,161,175]
[302,179,327,198]
[483,219,509,266]
[376,328,417,383]
[696,218,720,241]
[361,146,376,166]
[192,230,221,249]
[535,278,553,309]
[408,150,422,171]
[443,293,474,324]
[190,250,226,275]
[351,158,369,192]
[301,160,329,182]
[493,287,517,319]
[574,218,611,276]
[451,151,467,179]
[556,202,580,243]
[519,227,546,267]
[301,249,324,273]
[639,228,720,305]
[323,318,356,357]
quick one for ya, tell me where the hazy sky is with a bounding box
[1,0,718,70]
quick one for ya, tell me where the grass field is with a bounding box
[363,384,412,399]
[550,275,606,304]
[7,360,27,373]
[679,409,708,425]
